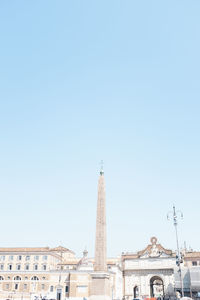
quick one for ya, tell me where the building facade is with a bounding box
[1,241,200,300]
[0,246,122,300]
[0,246,73,299]
[122,237,176,300]
[174,251,200,298]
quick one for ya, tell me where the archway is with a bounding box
[150,276,164,298]
[133,286,139,298]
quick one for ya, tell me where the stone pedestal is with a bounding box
[90,272,111,300]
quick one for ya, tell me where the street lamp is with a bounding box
[167,205,184,297]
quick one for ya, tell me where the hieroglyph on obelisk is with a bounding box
[94,166,107,271]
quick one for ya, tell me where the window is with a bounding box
[7,276,10,280]
[50,286,54,292]
[42,284,45,290]
[133,285,139,298]
[18,255,22,261]
[42,277,46,280]
[25,276,28,280]
[0,256,5,261]
[31,276,39,281]
[34,255,39,261]
[43,255,47,261]
[16,264,21,270]
[192,261,197,266]
[65,286,69,293]
[0,264,4,270]
[42,264,47,271]
[14,276,21,281]
[26,256,30,261]
[0,276,4,280]
[25,264,29,270]
[24,284,27,290]
[9,255,14,261]
[34,264,38,270]
[15,283,18,290]
[6,284,9,290]
[8,264,12,271]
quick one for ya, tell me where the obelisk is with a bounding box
[94,166,107,271]
[90,165,111,300]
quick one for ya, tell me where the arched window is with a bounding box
[14,276,21,281]
[133,286,139,298]
[0,276,4,280]
[31,276,39,281]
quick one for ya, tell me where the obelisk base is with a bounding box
[90,272,111,300]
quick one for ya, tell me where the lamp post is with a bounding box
[167,205,184,297]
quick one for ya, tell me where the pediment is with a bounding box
[138,237,172,258]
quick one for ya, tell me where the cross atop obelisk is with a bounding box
[94,163,107,271]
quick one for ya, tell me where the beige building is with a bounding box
[184,251,200,268]
[0,246,122,300]
[0,246,73,299]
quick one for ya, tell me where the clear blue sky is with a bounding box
[0,0,200,258]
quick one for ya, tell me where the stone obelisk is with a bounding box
[90,166,111,300]
[94,166,107,271]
